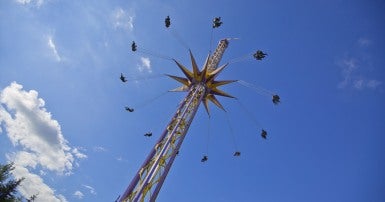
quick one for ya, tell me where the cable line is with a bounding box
[235,98,262,130]
[124,74,166,82]
[225,111,239,152]
[134,91,169,110]
[237,80,275,96]
[228,52,254,65]
[137,47,173,61]
[205,116,211,156]
[169,29,190,51]
[209,28,214,54]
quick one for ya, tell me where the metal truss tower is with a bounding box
[120,39,236,202]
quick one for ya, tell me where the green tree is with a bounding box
[0,162,24,202]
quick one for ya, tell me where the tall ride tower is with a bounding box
[119,39,236,202]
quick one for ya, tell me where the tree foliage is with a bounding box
[0,162,24,202]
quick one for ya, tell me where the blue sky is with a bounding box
[1,0,384,201]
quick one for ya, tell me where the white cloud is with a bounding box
[358,37,371,47]
[73,147,87,159]
[367,79,382,89]
[337,58,382,90]
[40,170,47,176]
[0,82,83,174]
[82,184,96,195]
[12,165,67,202]
[74,191,84,199]
[353,79,364,90]
[15,0,44,7]
[138,57,152,73]
[0,82,86,201]
[352,78,382,90]
[57,194,67,201]
[48,35,61,62]
[337,58,357,89]
[337,38,382,91]
[9,151,38,169]
[93,146,107,152]
[111,8,134,31]
[16,0,31,4]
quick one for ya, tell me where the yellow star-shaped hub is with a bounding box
[167,50,237,115]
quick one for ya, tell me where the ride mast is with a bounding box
[120,39,235,202]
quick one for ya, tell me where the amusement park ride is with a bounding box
[118,16,278,202]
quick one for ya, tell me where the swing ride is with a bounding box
[117,16,279,202]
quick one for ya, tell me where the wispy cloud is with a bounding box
[0,82,86,201]
[73,147,87,159]
[357,37,371,47]
[93,146,107,152]
[16,0,44,6]
[337,58,358,89]
[137,57,152,73]
[111,7,134,31]
[337,38,382,90]
[47,35,61,62]
[338,57,382,90]
[73,191,84,199]
[367,79,382,89]
[82,184,97,195]
[15,0,45,7]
